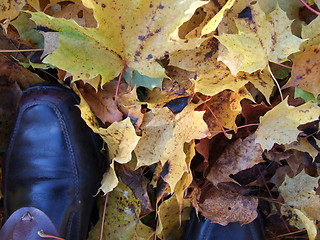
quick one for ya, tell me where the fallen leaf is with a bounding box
[77,81,123,124]
[29,0,208,85]
[301,16,320,51]
[156,194,192,240]
[170,38,274,100]
[207,134,264,186]
[191,184,259,225]
[279,170,320,240]
[282,46,320,97]
[116,163,154,217]
[88,180,154,240]
[134,104,209,191]
[0,0,25,23]
[285,138,319,162]
[216,3,304,75]
[255,98,320,150]
[173,141,195,211]
[241,102,272,124]
[201,88,252,135]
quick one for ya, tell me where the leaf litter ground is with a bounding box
[0,0,320,239]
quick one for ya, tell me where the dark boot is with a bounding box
[1,84,106,240]
[183,210,265,240]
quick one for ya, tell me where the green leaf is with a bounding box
[295,87,320,103]
[124,68,163,90]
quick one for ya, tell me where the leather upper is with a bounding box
[3,84,106,240]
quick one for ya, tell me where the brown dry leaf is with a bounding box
[170,38,274,100]
[0,54,44,89]
[202,88,252,135]
[116,163,154,217]
[255,98,320,150]
[134,104,209,191]
[117,88,144,129]
[207,134,264,186]
[285,138,319,162]
[241,102,272,124]
[191,184,259,225]
[0,80,22,152]
[156,194,192,240]
[283,46,320,96]
[0,0,26,28]
[77,81,123,124]
[279,170,320,240]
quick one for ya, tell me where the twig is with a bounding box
[0,48,43,52]
[298,0,320,15]
[38,230,65,240]
[271,62,292,69]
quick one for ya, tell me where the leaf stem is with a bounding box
[99,193,109,240]
[298,0,320,15]
[115,65,126,99]
[38,230,65,240]
[271,61,292,69]
[268,63,283,101]
[0,48,44,52]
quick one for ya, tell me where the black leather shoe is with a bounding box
[2,84,106,240]
[183,210,265,240]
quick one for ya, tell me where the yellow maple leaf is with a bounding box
[301,16,320,51]
[29,0,207,85]
[170,38,275,100]
[255,98,320,150]
[216,3,304,75]
[283,45,320,97]
[134,104,209,191]
[279,170,320,240]
[156,194,191,240]
[88,180,154,240]
[74,86,140,193]
[201,87,252,136]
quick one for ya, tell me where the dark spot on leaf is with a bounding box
[149,4,153,8]
[138,36,145,41]
[204,51,213,60]
[121,25,125,30]
[238,7,252,21]
[314,48,320,54]
[306,68,311,74]
[101,3,106,8]
[194,74,197,80]
[77,10,83,18]
[155,28,161,33]
[135,51,141,56]
[158,4,164,9]
[147,54,153,60]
